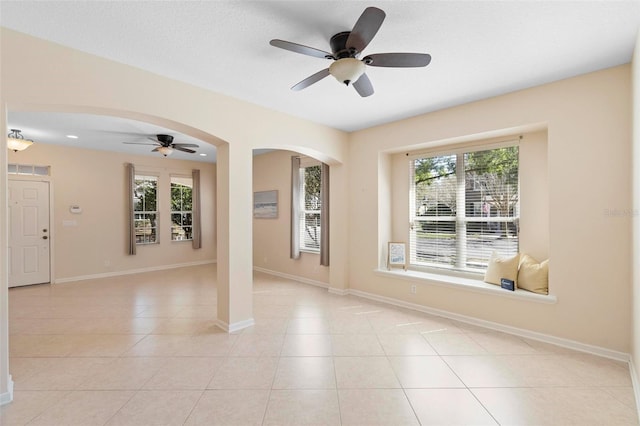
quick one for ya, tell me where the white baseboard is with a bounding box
[253,267,630,363]
[216,318,255,333]
[253,266,329,289]
[54,260,216,284]
[0,375,13,406]
[348,288,630,363]
[629,360,640,421]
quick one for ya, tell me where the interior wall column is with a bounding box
[0,104,13,405]
[329,163,348,294]
[630,27,640,392]
[216,142,255,332]
[377,153,392,269]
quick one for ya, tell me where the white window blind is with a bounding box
[409,145,519,272]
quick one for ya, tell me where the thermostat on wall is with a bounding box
[69,205,82,214]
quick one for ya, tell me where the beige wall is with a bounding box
[350,65,632,352]
[631,29,640,385]
[1,101,9,402]
[252,150,330,284]
[8,143,216,281]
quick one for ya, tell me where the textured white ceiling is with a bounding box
[1,1,639,160]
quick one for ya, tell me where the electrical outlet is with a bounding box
[410,284,417,294]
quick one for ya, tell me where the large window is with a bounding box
[170,176,193,241]
[133,174,158,244]
[410,145,519,273]
[298,161,322,252]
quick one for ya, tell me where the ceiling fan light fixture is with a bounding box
[7,129,34,152]
[157,146,173,157]
[329,58,365,86]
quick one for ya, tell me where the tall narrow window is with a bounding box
[133,174,158,244]
[299,159,322,252]
[191,169,202,249]
[410,145,519,272]
[170,176,193,241]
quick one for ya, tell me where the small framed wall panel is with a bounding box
[254,190,278,219]
[388,242,407,270]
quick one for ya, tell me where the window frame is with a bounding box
[298,158,322,253]
[133,173,159,245]
[408,140,520,276]
[170,175,193,242]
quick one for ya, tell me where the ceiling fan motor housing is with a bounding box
[157,134,174,146]
[330,31,358,59]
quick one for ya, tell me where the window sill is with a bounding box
[300,249,320,255]
[374,268,556,304]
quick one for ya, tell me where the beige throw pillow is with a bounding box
[518,254,549,294]
[484,252,520,286]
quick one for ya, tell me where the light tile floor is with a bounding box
[1,264,638,425]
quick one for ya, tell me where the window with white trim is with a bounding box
[170,175,193,241]
[8,163,50,176]
[298,159,322,252]
[410,144,519,273]
[133,174,158,244]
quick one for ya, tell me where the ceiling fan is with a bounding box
[269,6,432,97]
[123,134,199,157]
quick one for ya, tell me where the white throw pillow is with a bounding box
[484,252,520,286]
[518,254,549,294]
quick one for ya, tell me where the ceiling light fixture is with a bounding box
[329,58,365,86]
[199,153,207,157]
[7,129,34,152]
[157,146,173,157]
[66,135,79,139]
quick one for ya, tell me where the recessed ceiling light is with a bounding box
[66,135,79,139]
[199,153,207,157]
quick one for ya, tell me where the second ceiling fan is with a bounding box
[124,134,199,157]
[270,6,432,97]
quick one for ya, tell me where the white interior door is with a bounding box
[8,180,51,287]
